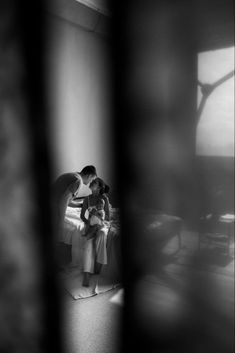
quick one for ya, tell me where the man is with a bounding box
[52,165,97,244]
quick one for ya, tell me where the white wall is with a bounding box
[46,15,113,185]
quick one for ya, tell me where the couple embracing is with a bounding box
[52,165,111,287]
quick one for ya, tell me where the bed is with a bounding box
[60,203,182,299]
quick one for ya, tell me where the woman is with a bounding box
[81,177,110,286]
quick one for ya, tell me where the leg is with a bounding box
[82,272,91,287]
[94,262,102,274]
[83,238,95,273]
[82,233,96,287]
[95,227,108,266]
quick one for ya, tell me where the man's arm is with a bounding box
[81,197,89,224]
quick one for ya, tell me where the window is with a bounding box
[196,47,234,157]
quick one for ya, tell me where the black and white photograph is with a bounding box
[0,1,234,353]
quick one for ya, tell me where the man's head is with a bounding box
[80,165,97,185]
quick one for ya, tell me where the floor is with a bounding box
[62,229,234,353]
[132,229,234,352]
[63,288,122,353]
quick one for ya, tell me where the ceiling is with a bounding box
[45,0,111,37]
[45,0,234,50]
[75,0,111,16]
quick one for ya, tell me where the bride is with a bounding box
[80,177,110,286]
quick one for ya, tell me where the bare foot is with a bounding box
[82,272,90,287]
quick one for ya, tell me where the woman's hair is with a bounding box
[91,177,110,195]
[104,184,110,194]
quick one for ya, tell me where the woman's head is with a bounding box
[89,177,109,195]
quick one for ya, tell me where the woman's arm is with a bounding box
[103,195,110,221]
[81,197,89,224]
